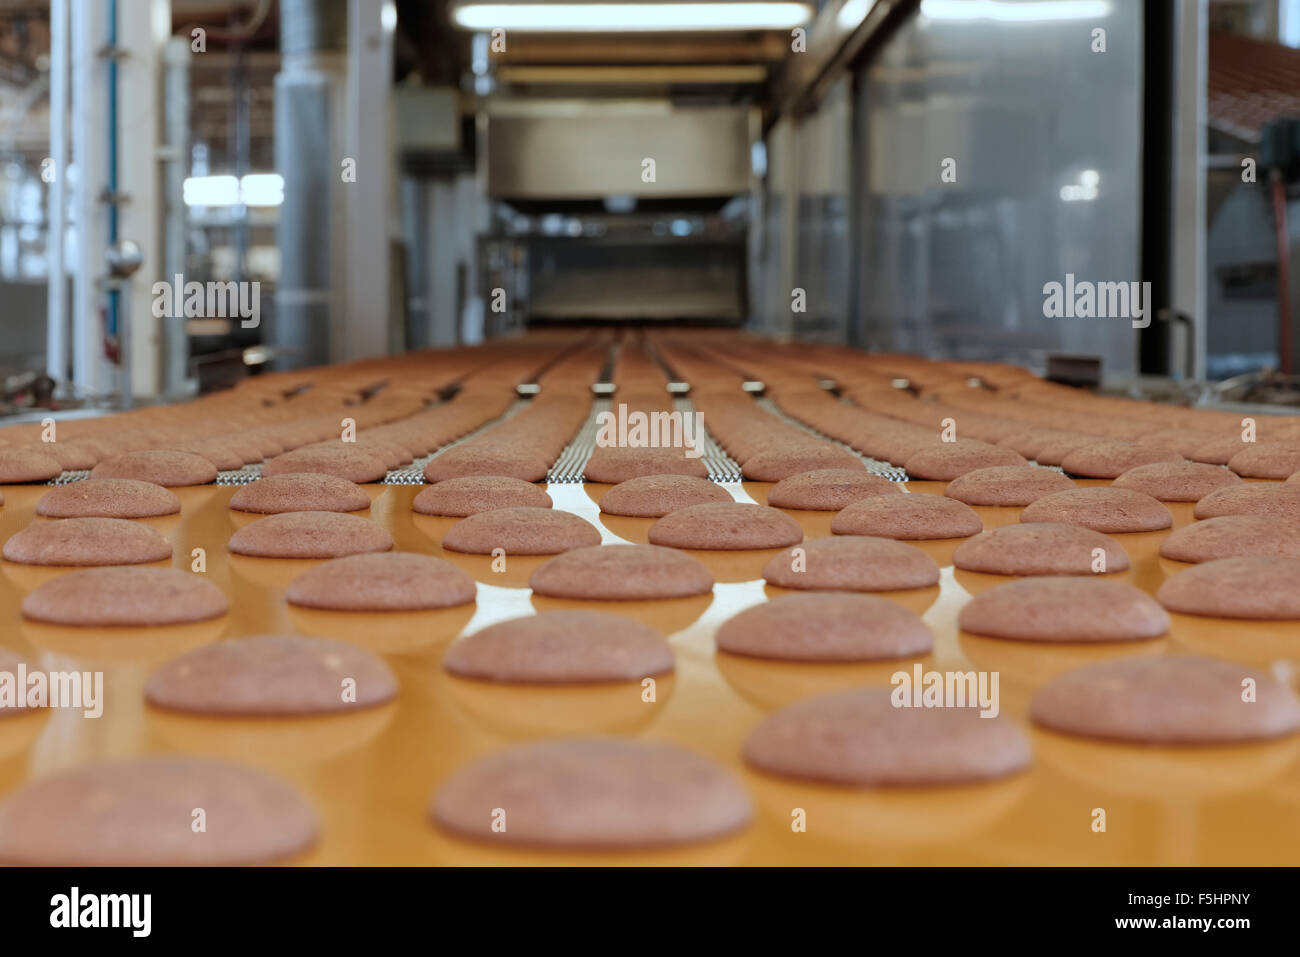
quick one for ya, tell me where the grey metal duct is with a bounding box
[161,36,191,396]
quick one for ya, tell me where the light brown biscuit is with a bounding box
[647,502,803,550]
[1111,460,1244,502]
[21,567,227,626]
[229,473,370,514]
[443,611,674,683]
[766,468,902,511]
[744,688,1031,786]
[0,448,63,483]
[0,757,318,865]
[528,544,714,600]
[1059,440,1183,478]
[958,577,1168,642]
[943,465,1076,507]
[89,449,219,486]
[1019,486,1172,533]
[1029,656,1300,744]
[423,446,552,484]
[742,444,865,482]
[716,592,932,661]
[413,475,553,517]
[762,536,941,591]
[1227,441,1300,479]
[261,445,389,484]
[903,440,1028,481]
[583,447,709,483]
[830,493,983,540]
[35,478,181,518]
[1192,484,1300,521]
[1188,434,1253,465]
[1159,515,1300,562]
[1157,556,1300,619]
[286,552,475,611]
[3,517,173,566]
[431,738,751,848]
[228,511,394,559]
[442,506,600,555]
[952,523,1130,575]
[146,634,397,715]
[599,474,731,517]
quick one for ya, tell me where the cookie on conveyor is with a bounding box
[261,445,389,484]
[229,473,370,514]
[286,552,475,611]
[0,448,63,484]
[829,493,982,540]
[647,502,802,550]
[443,611,673,683]
[742,445,864,482]
[1159,514,1300,563]
[715,592,932,661]
[0,757,318,865]
[952,523,1130,575]
[21,567,228,626]
[1157,556,1300,620]
[943,465,1075,507]
[1192,484,1300,521]
[599,474,731,517]
[36,478,181,518]
[431,738,751,848]
[744,688,1030,786]
[902,440,1028,481]
[1058,440,1182,478]
[145,635,397,715]
[583,447,709,484]
[765,468,901,511]
[762,536,940,591]
[958,577,1168,642]
[90,449,218,486]
[1111,460,1244,502]
[1029,656,1300,744]
[2,517,173,566]
[423,446,552,484]
[1226,441,1300,479]
[442,506,600,555]
[529,544,713,600]
[413,475,552,517]
[1019,486,1172,533]
[228,511,394,559]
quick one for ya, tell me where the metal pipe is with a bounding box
[161,37,191,395]
[1272,169,1294,376]
[46,0,68,388]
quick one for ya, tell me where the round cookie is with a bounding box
[146,635,397,715]
[261,445,389,484]
[1157,556,1300,619]
[230,473,370,514]
[1192,484,1300,521]
[599,474,731,517]
[744,688,1031,786]
[742,445,864,482]
[2,517,172,566]
[1189,434,1253,466]
[89,449,218,486]
[228,511,394,559]
[1226,441,1300,479]
[443,611,674,683]
[21,567,228,626]
[529,544,713,600]
[952,523,1130,575]
[0,757,318,866]
[414,475,553,517]
[1019,486,1172,533]
[1058,440,1182,478]
[762,536,940,591]
[35,478,181,518]
[647,502,802,550]
[765,468,901,511]
[0,448,63,483]
[958,577,1168,642]
[1030,656,1300,744]
[1111,460,1244,502]
[715,592,932,661]
[1159,514,1300,563]
[423,446,552,484]
[0,646,31,717]
[829,493,982,540]
[431,738,751,848]
[902,440,1028,481]
[943,465,1075,507]
[442,507,600,555]
[582,447,709,483]
[286,552,475,611]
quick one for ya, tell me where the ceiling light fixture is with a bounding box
[450,2,813,32]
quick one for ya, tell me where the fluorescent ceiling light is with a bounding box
[183,173,284,208]
[451,2,812,32]
[920,0,1110,22]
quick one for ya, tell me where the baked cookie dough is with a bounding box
[648,502,803,550]
[762,536,941,591]
[958,577,1168,642]
[1159,515,1300,563]
[1020,487,1172,533]
[230,473,370,514]
[599,474,731,517]
[1192,484,1300,521]
[903,440,1028,481]
[413,475,552,517]
[952,523,1130,576]
[1156,556,1300,619]
[830,493,983,540]
[529,544,713,600]
[90,449,219,486]
[0,448,64,484]
[716,592,933,661]
[943,465,1075,507]
[1058,440,1182,478]
[3,517,173,566]
[765,468,901,511]
[442,507,601,555]
[1111,460,1244,502]
[36,478,181,518]
[229,510,394,559]
[21,567,228,626]
[261,445,389,484]
[286,552,476,611]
